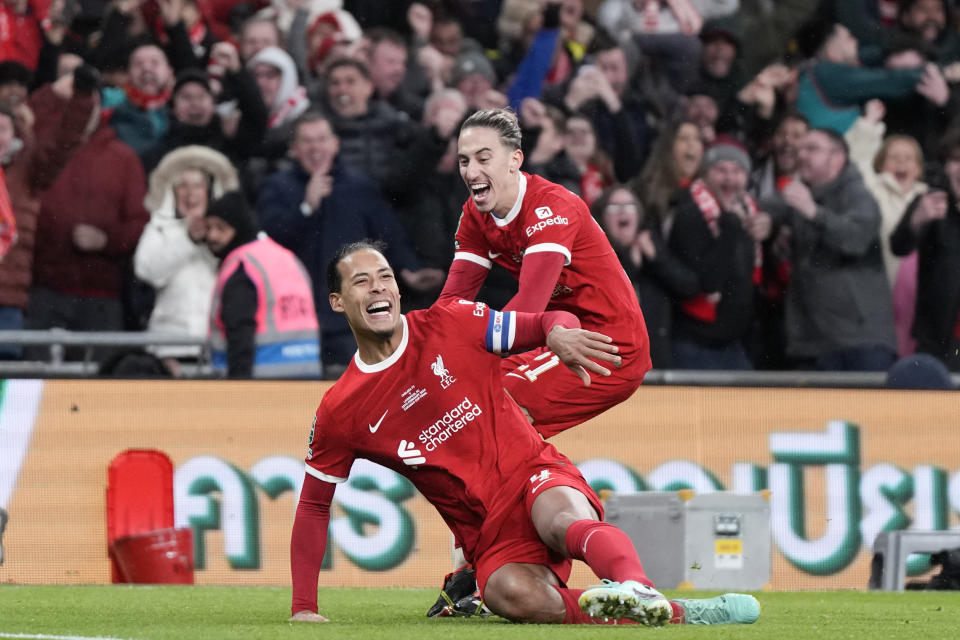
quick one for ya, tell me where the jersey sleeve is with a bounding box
[452,206,494,268]
[430,300,578,355]
[505,251,566,312]
[290,473,336,614]
[430,299,516,354]
[304,402,354,483]
[520,192,584,266]
[437,257,488,303]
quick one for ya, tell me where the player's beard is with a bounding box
[371,325,396,340]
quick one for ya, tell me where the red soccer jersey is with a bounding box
[305,300,574,562]
[454,172,647,353]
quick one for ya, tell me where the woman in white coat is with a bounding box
[134,146,239,375]
[845,100,928,356]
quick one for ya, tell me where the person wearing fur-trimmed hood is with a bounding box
[134,145,238,373]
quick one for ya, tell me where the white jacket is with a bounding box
[134,146,238,358]
[845,117,928,288]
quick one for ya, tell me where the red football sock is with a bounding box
[564,519,652,586]
[670,601,685,624]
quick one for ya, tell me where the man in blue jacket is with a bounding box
[258,111,443,377]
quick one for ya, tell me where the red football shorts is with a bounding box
[473,462,604,598]
[501,344,648,438]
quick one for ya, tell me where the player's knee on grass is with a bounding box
[483,564,565,623]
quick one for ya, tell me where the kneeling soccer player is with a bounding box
[289,241,759,625]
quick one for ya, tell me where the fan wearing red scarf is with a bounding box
[101,43,174,157]
[667,135,772,370]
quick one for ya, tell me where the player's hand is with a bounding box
[288,610,328,623]
[546,326,621,387]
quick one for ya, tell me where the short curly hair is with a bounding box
[326,240,389,294]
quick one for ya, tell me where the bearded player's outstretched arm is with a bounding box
[289,474,337,621]
[480,307,621,384]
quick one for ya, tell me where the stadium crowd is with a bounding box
[0,0,959,379]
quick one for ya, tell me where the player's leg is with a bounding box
[482,561,658,625]
[482,562,565,623]
[428,349,643,617]
[527,469,760,626]
[501,346,644,438]
[528,484,673,626]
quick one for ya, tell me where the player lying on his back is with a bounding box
[288,241,760,626]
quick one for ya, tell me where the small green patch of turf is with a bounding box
[0,586,958,639]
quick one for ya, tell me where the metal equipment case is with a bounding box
[604,491,771,590]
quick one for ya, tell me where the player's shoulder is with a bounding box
[522,174,589,218]
[426,298,490,323]
[317,365,366,413]
[524,173,586,206]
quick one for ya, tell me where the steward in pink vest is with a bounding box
[205,192,321,378]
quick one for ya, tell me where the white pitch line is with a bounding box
[0,633,140,640]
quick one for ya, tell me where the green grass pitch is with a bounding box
[1,586,959,639]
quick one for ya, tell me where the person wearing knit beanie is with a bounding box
[205,191,260,259]
[702,136,752,174]
[205,189,320,378]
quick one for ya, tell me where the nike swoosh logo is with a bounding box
[488,251,501,259]
[369,410,388,433]
[530,479,552,495]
